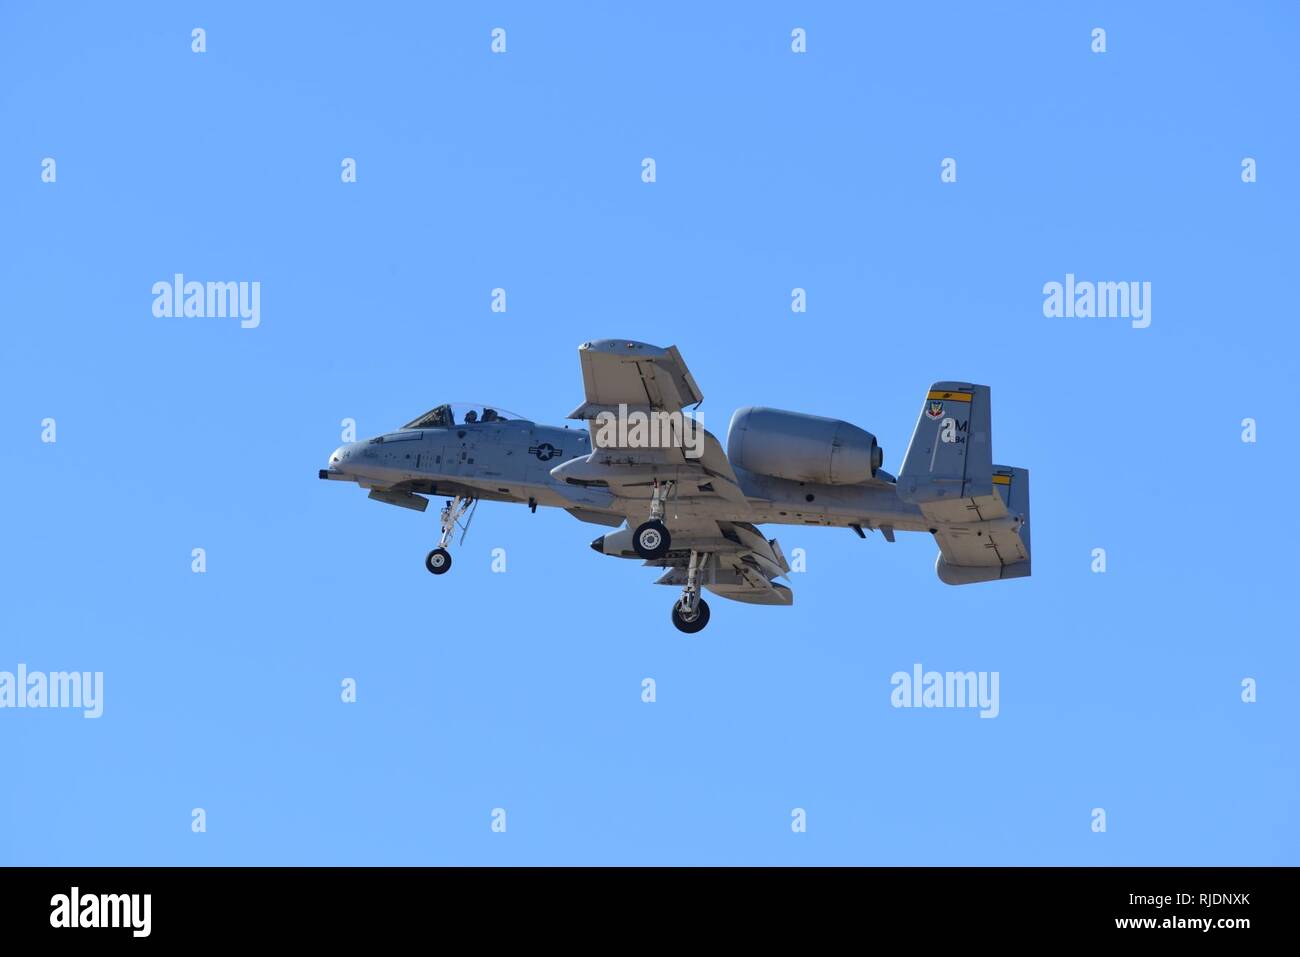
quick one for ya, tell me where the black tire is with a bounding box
[671,597,710,634]
[632,520,671,560]
[425,548,452,575]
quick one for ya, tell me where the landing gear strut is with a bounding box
[670,549,710,634]
[633,480,673,560]
[425,495,473,576]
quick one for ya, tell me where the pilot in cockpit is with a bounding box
[482,408,499,422]
[464,409,478,424]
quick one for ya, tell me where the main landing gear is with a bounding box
[633,480,673,560]
[425,494,473,576]
[670,549,710,634]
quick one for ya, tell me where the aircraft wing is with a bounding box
[558,340,748,505]
[567,339,703,420]
[646,519,794,606]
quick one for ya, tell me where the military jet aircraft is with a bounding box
[320,340,1031,632]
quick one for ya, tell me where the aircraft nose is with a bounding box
[320,445,350,479]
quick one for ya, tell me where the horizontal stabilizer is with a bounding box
[933,466,1031,585]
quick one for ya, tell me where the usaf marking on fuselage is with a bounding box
[320,341,1032,633]
[528,442,563,461]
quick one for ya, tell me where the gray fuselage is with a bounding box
[323,418,932,535]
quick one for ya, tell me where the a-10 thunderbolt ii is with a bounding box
[320,340,1031,633]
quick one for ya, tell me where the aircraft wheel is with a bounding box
[633,520,671,559]
[425,548,452,575]
[671,598,710,634]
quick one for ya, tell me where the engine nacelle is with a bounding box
[726,407,882,485]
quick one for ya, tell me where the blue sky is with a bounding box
[1,2,1295,865]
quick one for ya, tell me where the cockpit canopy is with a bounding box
[400,402,528,430]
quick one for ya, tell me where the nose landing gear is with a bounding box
[425,494,474,575]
